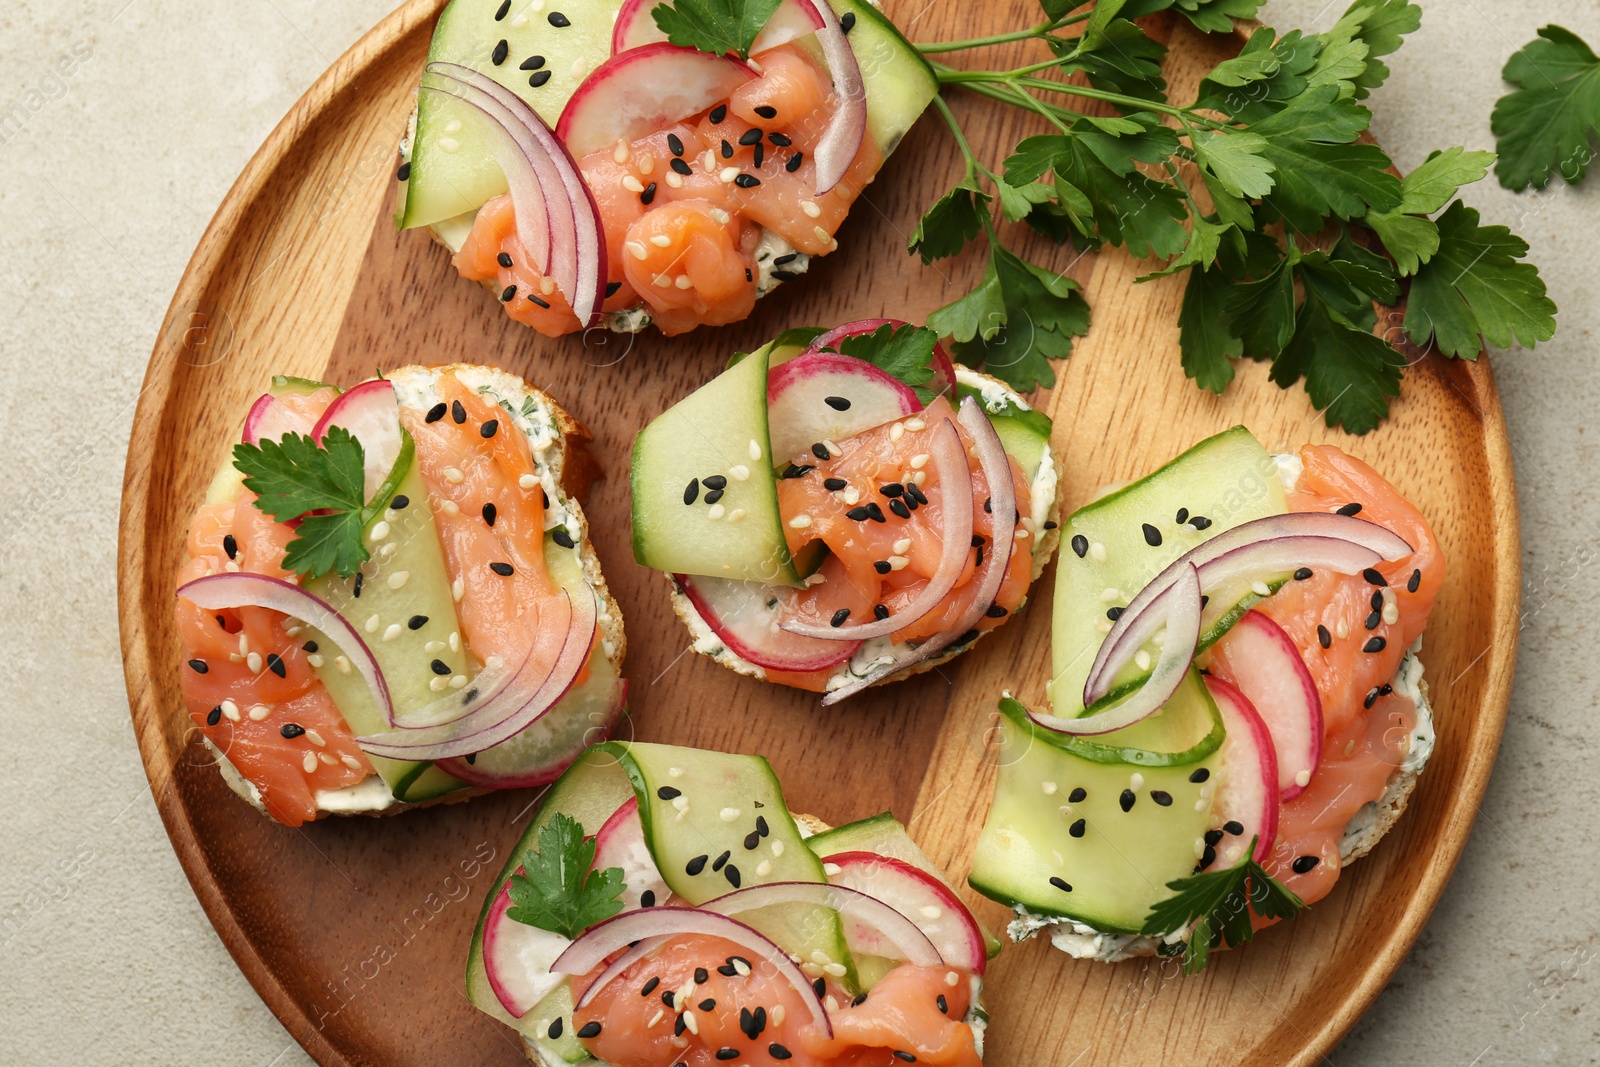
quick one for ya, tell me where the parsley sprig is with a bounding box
[822,321,942,402]
[1140,838,1305,974]
[652,0,783,59]
[912,0,1555,432]
[1492,25,1600,192]
[506,813,628,941]
[233,427,383,581]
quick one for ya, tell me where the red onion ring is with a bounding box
[701,881,944,967]
[796,0,867,194]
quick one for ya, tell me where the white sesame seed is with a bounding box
[701,149,716,171]
[1251,580,1272,597]
[307,653,324,668]
[683,1011,699,1036]
[814,225,830,244]
[836,182,853,199]
[672,795,689,812]
[220,700,240,722]
[800,200,821,218]
[888,555,910,571]
[1195,799,1209,812]
[893,537,912,554]
[788,514,813,529]
[622,175,644,193]
[441,500,460,515]
[613,140,630,164]
[648,1008,664,1027]
[653,273,672,287]
[913,470,928,487]
[1089,542,1108,562]
[442,467,464,484]
[1015,527,1031,540]
[665,171,683,188]
[302,751,319,774]
[1100,587,1121,603]
[1042,781,1057,795]
[707,503,726,519]
[342,754,364,771]
[889,423,905,442]
[909,453,929,470]
[650,234,672,248]
[246,652,262,673]
[637,151,654,174]
[519,473,538,490]
[383,623,403,642]
[720,166,741,183]
[452,577,465,601]
[810,949,831,965]
[729,464,750,480]
[822,439,841,456]
[1095,618,1113,634]
[710,207,731,224]
[1383,602,1400,625]
[1130,772,1145,790]
[626,240,648,260]
[429,676,447,692]
[369,520,391,541]
[749,439,763,460]
[823,962,847,977]
[669,766,684,777]
[306,728,326,748]
[822,863,841,877]
[719,807,741,822]
[772,1006,785,1026]
[842,487,859,505]
[945,971,960,987]
[674,274,693,289]
[438,137,460,153]
[1344,738,1357,756]
[387,571,410,590]
[1336,618,1350,639]
[449,631,460,653]
[1135,649,1152,671]
[425,640,444,653]
[732,958,751,976]
[728,508,746,522]
[450,675,468,689]
[1195,837,1208,858]
[319,752,337,766]
[335,656,351,674]
[570,55,587,78]
[905,417,927,431]
[756,859,773,876]
[379,542,398,560]
[1296,769,1312,787]
[770,840,784,857]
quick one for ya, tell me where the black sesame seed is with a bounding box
[1190,768,1210,783]
[496,252,514,270]
[744,829,760,850]
[866,502,886,523]
[1318,624,1332,649]
[1197,844,1217,871]
[1363,568,1387,587]
[425,403,447,423]
[879,482,904,498]
[1204,829,1224,846]
[206,706,222,726]
[302,640,318,653]
[223,533,238,560]
[1371,590,1385,611]
[480,419,499,439]
[576,1020,600,1039]
[547,11,570,26]
[1364,635,1387,653]
[1190,516,1213,530]
[908,483,929,506]
[667,133,685,156]
[1071,533,1089,558]
[520,55,546,70]
[1069,818,1086,838]
[683,478,700,505]
[494,0,510,18]
[769,131,791,146]
[700,998,717,1011]
[1068,786,1087,802]
[823,477,848,491]
[734,173,761,188]
[890,498,911,519]
[490,562,514,576]
[547,1017,563,1038]
[491,39,508,65]
[686,854,708,875]
[716,1051,739,1062]
[674,1013,687,1035]
[705,488,725,505]
[641,890,657,908]
[718,963,737,977]
[721,138,734,159]
[1044,520,1058,530]
[1408,568,1422,592]
[1366,611,1381,630]
[266,653,286,678]
[813,978,827,998]
[396,161,411,182]
[756,815,769,836]
[1142,523,1163,547]
[937,994,948,1014]
[637,179,658,206]
[1292,855,1320,874]
[1294,567,1314,581]
[528,69,552,87]
[389,494,409,511]
[971,535,985,548]
[821,395,855,413]
[500,284,517,302]
[1222,821,1244,836]
[1107,606,1124,622]
[986,604,1008,618]
[734,128,763,147]
[774,253,797,266]
[776,150,803,176]
[874,604,890,621]
[1151,790,1173,806]
[1364,687,1380,709]
[782,464,814,479]
[724,864,741,887]
[430,659,451,676]
[769,1045,793,1061]
[754,143,765,169]
[452,400,467,424]
[352,572,364,598]
[840,10,857,31]
[1049,875,1073,893]
[772,268,799,281]
[641,977,661,997]
[480,500,498,527]
[893,1052,916,1063]
[710,104,728,123]
[669,158,694,178]
[694,967,708,983]
[811,443,831,461]
[830,608,851,627]
[1119,788,1136,812]
[845,505,871,521]
[188,658,208,674]
[657,785,681,800]
[754,105,778,118]
[552,528,575,549]
[712,849,731,872]
[1337,502,1363,516]
[1176,507,1189,524]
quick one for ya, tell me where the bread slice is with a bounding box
[667,366,1064,697]
[200,364,624,820]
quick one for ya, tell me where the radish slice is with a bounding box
[678,573,859,672]
[818,396,1015,705]
[821,852,986,973]
[176,573,392,724]
[242,393,321,445]
[356,588,597,760]
[424,64,607,328]
[612,0,823,55]
[1030,563,1202,736]
[781,418,972,641]
[808,318,958,397]
[556,908,831,1036]
[795,0,866,194]
[701,881,943,967]
[1083,513,1415,706]
[591,797,673,911]
[482,874,571,1017]
[311,380,404,501]
[1209,611,1324,800]
[1204,675,1279,866]
[556,44,757,159]
[767,352,922,464]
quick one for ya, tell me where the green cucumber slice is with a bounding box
[829,0,938,155]
[1049,426,1288,713]
[398,0,627,231]
[969,675,1223,932]
[631,342,799,585]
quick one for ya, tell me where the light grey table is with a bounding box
[1,1,1593,1063]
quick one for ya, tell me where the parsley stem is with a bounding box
[933,61,1226,129]
[914,11,1090,54]
[931,94,999,185]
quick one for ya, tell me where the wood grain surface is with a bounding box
[117,2,1519,1064]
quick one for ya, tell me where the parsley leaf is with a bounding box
[1140,840,1305,975]
[233,427,372,580]
[1119,0,1261,35]
[650,0,782,60]
[929,244,1090,392]
[1178,265,1243,393]
[1346,0,1422,98]
[1271,289,1404,434]
[825,322,940,401]
[1247,87,1402,234]
[506,813,628,941]
[909,179,990,263]
[1492,25,1600,191]
[1404,200,1558,358]
[1050,2,1169,104]
[1364,147,1493,275]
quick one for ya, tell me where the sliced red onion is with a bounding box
[781,417,972,642]
[176,573,392,723]
[701,881,943,967]
[424,63,607,327]
[1030,563,1202,735]
[1082,513,1415,706]
[795,0,866,194]
[311,380,404,502]
[555,907,831,1036]
[819,396,1016,705]
[356,587,596,760]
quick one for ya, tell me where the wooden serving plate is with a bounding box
[118,2,1519,1064]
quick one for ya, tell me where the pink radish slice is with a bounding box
[821,851,985,973]
[437,678,627,788]
[556,44,757,159]
[782,418,972,642]
[766,351,921,464]
[242,393,321,445]
[1210,611,1323,801]
[795,0,866,193]
[556,908,831,1036]
[590,797,672,911]
[482,872,572,1017]
[612,0,823,55]
[809,318,958,397]
[678,573,859,672]
[311,380,404,501]
[1204,674,1279,867]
